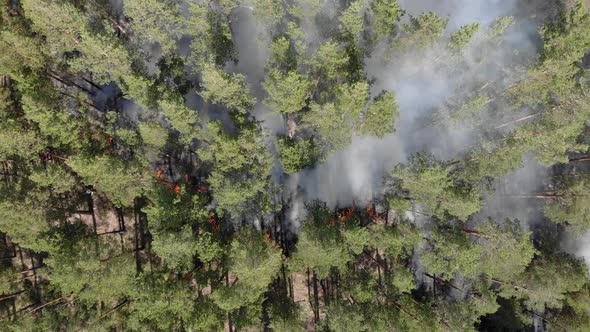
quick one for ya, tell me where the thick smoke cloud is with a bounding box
[286,0,540,211]
[478,159,549,225]
[398,0,518,29]
[222,0,569,245]
[563,232,590,271]
[297,135,405,207]
[224,7,287,136]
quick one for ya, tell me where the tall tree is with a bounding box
[200,121,274,217]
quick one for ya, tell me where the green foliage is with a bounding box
[158,98,201,144]
[390,263,416,294]
[308,41,350,85]
[421,227,483,279]
[123,0,182,52]
[544,175,590,234]
[144,185,208,228]
[358,91,399,138]
[477,219,537,280]
[397,12,449,50]
[0,197,50,250]
[449,23,481,51]
[268,36,298,71]
[20,94,82,150]
[511,2,590,106]
[187,3,236,67]
[290,201,354,278]
[303,102,352,155]
[68,155,148,207]
[441,284,499,332]
[4,0,590,330]
[151,225,198,272]
[0,265,19,295]
[251,0,284,29]
[448,95,490,127]
[0,122,40,160]
[340,0,365,41]
[498,254,588,312]
[488,16,514,39]
[45,225,136,304]
[302,81,372,155]
[422,219,536,280]
[211,227,282,312]
[29,164,77,194]
[200,63,256,114]
[21,0,87,54]
[70,34,132,84]
[200,122,274,216]
[276,137,320,174]
[367,222,420,258]
[263,69,311,113]
[327,303,368,332]
[393,153,482,221]
[396,294,443,331]
[460,141,526,183]
[0,30,46,76]
[388,195,412,214]
[513,98,590,165]
[138,121,168,149]
[551,285,590,331]
[228,227,282,295]
[288,0,324,20]
[128,276,197,331]
[336,81,370,121]
[292,224,352,279]
[370,0,404,39]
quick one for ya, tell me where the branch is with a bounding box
[99,300,129,319]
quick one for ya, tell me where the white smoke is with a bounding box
[296,135,405,207]
[562,231,590,271]
[398,0,518,29]
[288,0,541,208]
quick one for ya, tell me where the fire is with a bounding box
[366,206,384,222]
[208,213,220,232]
[155,169,182,194]
[155,168,165,180]
[329,208,354,224]
[264,232,279,248]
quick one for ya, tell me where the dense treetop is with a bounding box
[0,0,590,331]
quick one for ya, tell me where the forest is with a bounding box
[1,0,590,331]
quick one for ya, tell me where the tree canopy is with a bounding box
[1,1,590,331]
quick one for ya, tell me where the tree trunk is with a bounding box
[225,272,233,332]
[99,300,128,319]
[28,249,37,289]
[18,247,25,270]
[313,271,320,322]
[0,302,37,320]
[320,279,328,306]
[25,296,65,315]
[501,193,564,199]
[306,269,313,320]
[81,76,104,91]
[134,198,143,275]
[494,113,541,129]
[47,70,94,94]
[461,228,489,239]
[570,156,590,162]
[58,91,101,111]
[0,290,25,302]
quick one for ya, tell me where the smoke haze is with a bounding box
[282,0,541,212]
